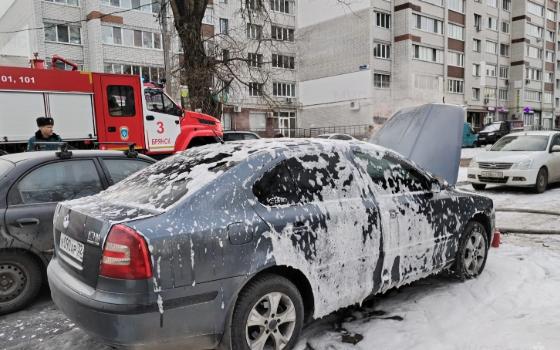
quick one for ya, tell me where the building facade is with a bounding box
[298,0,560,131]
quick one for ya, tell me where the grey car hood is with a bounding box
[371,104,464,185]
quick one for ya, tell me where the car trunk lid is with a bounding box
[53,197,158,288]
[371,103,464,185]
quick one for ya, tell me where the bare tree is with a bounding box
[165,0,292,117]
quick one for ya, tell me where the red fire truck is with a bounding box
[0,56,222,155]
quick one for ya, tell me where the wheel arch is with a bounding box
[470,212,493,245]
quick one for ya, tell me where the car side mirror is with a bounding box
[551,145,560,153]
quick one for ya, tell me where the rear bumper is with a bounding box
[48,256,243,350]
[467,167,539,186]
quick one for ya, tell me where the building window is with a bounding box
[501,21,509,33]
[499,66,509,79]
[486,64,497,77]
[101,0,159,13]
[546,9,556,21]
[500,43,509,56]
[499,89,509,101]
[102,26,161,49]
[374,73,391,88]
[219,18,229,34]
[487,0,497,7]
[474,14,482,30]
[448,79,464,94]
[527,23,543,38]
[448,23,464,40]
[527,46,542,59]
[473,39,481,52]
[448,0,464,13]
[526,67,542,81]
[273,82,296,97]
[271,25,294,41]
[248,82,264,96]
[547,30,555,42]
[44,23,81,44]
[376,12,391,29]
[247,23,263,39]
[413,44,443,63]
[544,92,553,104]
[270,0,291,13]
[272,54,295,69]
[413,14,443,34]
[502,0,511,11]
[245,0,263,11]
[105,63,164,83]
[373,43,391,59]
[545,72,554,83]
[527,2,544,17]
[546,50,555,63]
[473,63,480,77]
[248,53,263,67]
[45,0,79,5]
[525,90,541,102]
[486,40,497,54]
[472,88,480,100]
[448,51,464,67]
[484,87,496,100]
[487,17,498,31]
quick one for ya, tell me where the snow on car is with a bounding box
[467,131,560,193]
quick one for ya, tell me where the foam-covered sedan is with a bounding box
[47,136,494,350]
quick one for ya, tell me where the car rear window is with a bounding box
[0,159,14,178]
[97,147,243,211]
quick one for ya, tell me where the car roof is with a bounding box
[1,150,154,164]
[507,130,560,137]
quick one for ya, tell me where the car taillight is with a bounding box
[99,224,153,280]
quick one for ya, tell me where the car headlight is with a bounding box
[512,159,533,170]
[469,159,478,168]
[488,132,495,136]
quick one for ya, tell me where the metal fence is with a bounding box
[248,124,373,140]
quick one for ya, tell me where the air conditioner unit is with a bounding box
[350,101,361,111]
[233,105,242,113]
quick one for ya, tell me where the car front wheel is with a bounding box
[231,274,304,350]
[0,251,42,315]
[453,221,489,280]
[535,167,548,193]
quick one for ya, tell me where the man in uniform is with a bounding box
[27,117,62,151]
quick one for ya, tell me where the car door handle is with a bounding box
[108,126,116,132]
[16,218,40,227]
[146,115,155,121]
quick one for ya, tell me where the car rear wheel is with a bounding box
[231,274,304,350]
[472,183,486,191]
[534,168,548,193]
[453,221,489,280]
[0,251,42,315]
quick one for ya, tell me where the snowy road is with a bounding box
[2,235,560,350]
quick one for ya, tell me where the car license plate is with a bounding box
[59,233,84,263]
[481,171,503,178]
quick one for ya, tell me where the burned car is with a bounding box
[47,118,494,349]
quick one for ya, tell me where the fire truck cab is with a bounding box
[0,56,219,155]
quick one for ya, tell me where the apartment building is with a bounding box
[298,0,560,131]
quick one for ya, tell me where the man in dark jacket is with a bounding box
[27,117,63,151]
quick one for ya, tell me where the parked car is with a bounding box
[317,133,355,140]
[467,131,560,192]
[222,131,261,141]
[48,139,494,350]
[463,122,478,148]
[477,121,511,145]
[0,149,155,315]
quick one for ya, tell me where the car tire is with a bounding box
[231,274,304,350]
[452,221,489,280]
[534,167,548,194]
[472,183,486,191]
[0,251,42,315]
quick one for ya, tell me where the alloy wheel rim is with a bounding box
[0,263,26,302]
[245,292,297,350]
[463,226,486,276]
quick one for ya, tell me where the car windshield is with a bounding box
[0,159,14,178]
[317,135,331,139]
[491,135,549,152]
[481,123,501,132]
[97,146,243,210]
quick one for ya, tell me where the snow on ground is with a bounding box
[296,234,560,350]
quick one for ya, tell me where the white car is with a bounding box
[316,133,355,140]
[467,131,560,193]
